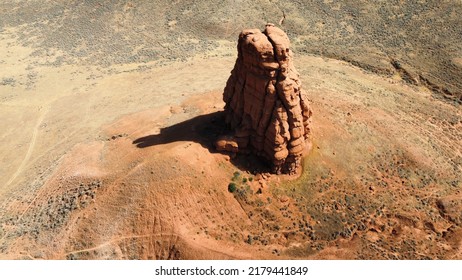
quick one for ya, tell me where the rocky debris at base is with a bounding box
[218,24,312,174]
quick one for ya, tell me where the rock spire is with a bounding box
[218,24,312,174]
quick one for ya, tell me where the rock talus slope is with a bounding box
[221,24,312,174]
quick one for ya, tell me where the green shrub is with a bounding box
[232,171,241,181]
[228,182,237,193]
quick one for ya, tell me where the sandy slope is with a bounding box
[1,49,461,258]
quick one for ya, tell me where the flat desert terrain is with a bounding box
[0,0,461,259]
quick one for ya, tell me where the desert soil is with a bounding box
[0,0,461,259]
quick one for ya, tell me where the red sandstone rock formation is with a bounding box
[218,24,312,174]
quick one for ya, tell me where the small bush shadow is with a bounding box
[132,111,270,174]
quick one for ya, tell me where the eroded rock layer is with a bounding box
[221,24,312,174]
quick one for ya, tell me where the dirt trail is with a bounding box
[6,107,47,188]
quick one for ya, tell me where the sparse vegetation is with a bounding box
[232,171,241,181]
[227,182,237,193]
[1,77,16,86]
